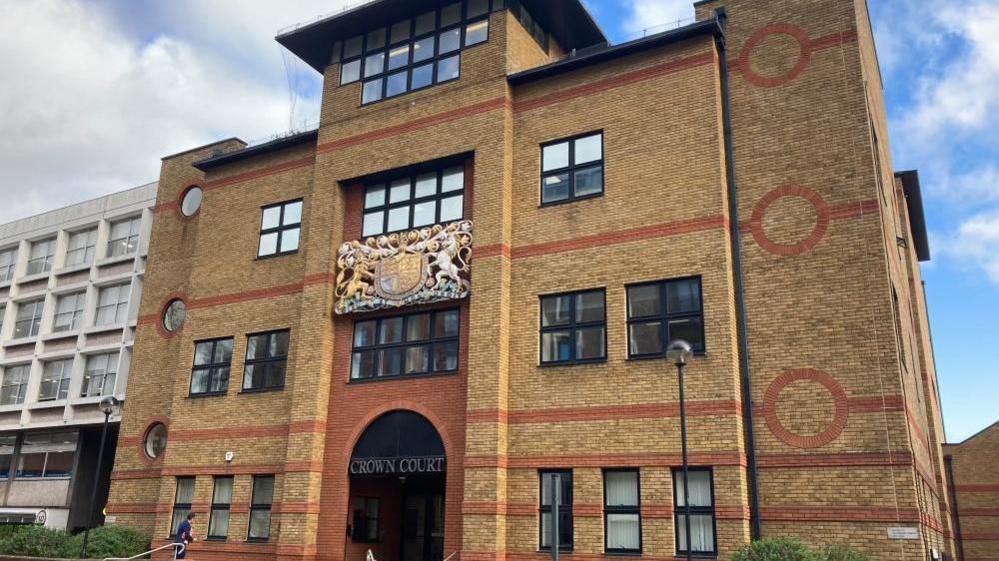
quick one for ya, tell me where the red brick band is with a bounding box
[464,451,746,469]
[466,399,740,425]
[747,185,830,256]
[763,368,849,448]
[733,25,859,88]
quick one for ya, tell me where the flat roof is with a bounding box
[277,0,607,73]
[896,170,931,262]
[193,129,319,172]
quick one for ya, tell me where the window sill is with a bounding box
[239,387,285,395]
[55,263,92,277]
[255,251,299,261]
[29,399,67,410]
[0,403,24,413]
[539,358,607,368]
[0,279,11,289]
[2,337,37,348]
[42,330,80,342]
[188,392,228,399]
[604,551,642,557]
[97,253,136,267]
[246,538,270,544]
[626,352,707,362]
[83,323,125,335]
[17,272,50,285]
[348,370,458,384]
[539,191,604,208]
[205,537,228,542]
[14,475,72,481]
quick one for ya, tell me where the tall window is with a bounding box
[190,338,233,396]
[65,228,97,267]
[673,468,716,556]
[26,238,55,275]
[16,431,77,479]
[39,359,74,401]
[351,497,380,543]
[258,200,302,258]
[14,299,44,339]
[351,309,459,381]
[362,164,465,238]
[604,470,641,553]
[0,365,30,406]
[540,290,606,365]
[627,277,705,358]
[208,476,233,540]
[539,470,573,551]
[96,283,130,326]
[0,303,6,330]
[54,291,86,332]
[243,331,289,391]
[541,132,603,205]
[339,0,491,104]
[0,436,15,479]
[82,352,118,397]
[107,217,141,258]
[248,475,275,541]
[0,248,16,282]
[171,477,196,537]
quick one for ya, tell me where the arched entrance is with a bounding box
[347,411,446,561]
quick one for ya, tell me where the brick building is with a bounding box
[105,0,959,560]
[944,422,999,561]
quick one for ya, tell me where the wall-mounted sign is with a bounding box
[887,527,920,540]
[349,456,446,476]
[35,510,47,524]
[335,221,472,314]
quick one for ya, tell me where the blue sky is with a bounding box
[0,0,995,440]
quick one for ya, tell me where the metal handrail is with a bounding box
[103,541,184,561]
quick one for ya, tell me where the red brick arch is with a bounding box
[748,185,830,256]
[764,368,849,448]
[340,400,456,464]
[738,24,813,87]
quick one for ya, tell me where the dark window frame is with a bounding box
[538,288,607,366]
[189,338,234,397]
[257,199,303,259]
[540,131,605,206]
[671,467,717,558]
[626,276,706,359]
[603,468,642,554]
[351,496,381,543]
[247,475,274,542]
[241,330,290,393]
[208,475,233,541]
[340,0,493,105]
[170,476,195,538]
[350,308,460,382]
[539,469,573,552]
[361,162,467,238]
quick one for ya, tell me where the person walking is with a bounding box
[175,512,197,559]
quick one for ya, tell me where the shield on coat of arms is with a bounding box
[374,252,426,300]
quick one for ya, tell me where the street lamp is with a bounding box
[81,396,119,559]
[667,339,694,561]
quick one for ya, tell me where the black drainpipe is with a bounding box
[714,7,762,540]
[944,455,964,561]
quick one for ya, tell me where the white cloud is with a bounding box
[934,208,999,284]
[0,0,346,224]
[620,0,694,40]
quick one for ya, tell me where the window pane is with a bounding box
[264,362,285,388]
[344,35,363,58]
[439,195,463,222]
[405,346,429,374]
[540,510,573,548]
[574,134,602,164]
[411,62,434,89]
[406,314,431,341]
[388,45,410,71]
[437,55,460,81]
[466,20,489,46]
[362,79,383,104]
[208,510,230,537]
[249,511,271,540]
[213,478,234,503]
[387,207,410,232]
[354,320,377,347]
[542,173,570,203]
[365,185,386,208]
[415,172,437,197]
[432,342,458,371]
[415,11,436,36]
[441,166,464,192]
[379,348,403,376]
[676,514,715,553]
[279,227,300,253]
[253,477,275,505]
[387,70,408,97]
[468,0,490,18]
[341,59,361,85]
[435,310,459,338]
[364,52,385,77]
[363,211,385,237]
[441,2,461,27]
[43,451,73,477]
[16,453,45,477]
[628,285,662,318]
[629,322,663,356]
[191,369,209,395]
[390,179,411,203]
[352,351,378,380]
[413,200,436,226]
[391,20,411,44]
[194,342,214,366]
[574,165,603,197]
[272,331,290,357]
[366,27,386,50]
[607,513,640,550]
[262,207,281,230]
[543,142,570,172]
[413,35,435,63]
[283,201,303,225]
[576,292,604,323]
[380,317,404,344]
[575,327,605,361]
[541,295,572,327]
[675,470,712,507]
[541,331,572,363]
[667,279,701,313]
[176,478,196,503]
[258,233,278,257]
[214,340,233,363]
[606,472,639,506]
[668,318,704,352]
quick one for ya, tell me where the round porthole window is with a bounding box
[162,299,186,333]
[144,423,168,459]
[180,186,203,217]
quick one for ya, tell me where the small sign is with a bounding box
[105,515,117,525]
[887,527,920,540]
[35,510,47,524]
[349,456,446,476]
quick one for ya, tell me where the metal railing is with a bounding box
[276,0,379,37]
[103,541,184,561]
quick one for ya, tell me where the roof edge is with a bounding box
[162,137,246,161]
[193,129,319,172]
[944,419,999,446]
[896,170,931,262]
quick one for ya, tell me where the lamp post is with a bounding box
[667,339,694,561]
[81,396,119,559]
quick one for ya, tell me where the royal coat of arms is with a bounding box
[334,220,472,314]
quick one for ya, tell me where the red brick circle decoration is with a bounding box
[764,369,849,449]
[738,24,813,88]
[748,185,830,256]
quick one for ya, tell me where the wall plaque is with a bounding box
[335,220,472,314]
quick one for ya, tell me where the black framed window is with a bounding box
[541,132,603,205]
[539,470,573,551]
[540,290,606,365]
[208,476,233,540]
[350,497,380,543]
[672,468,716,557]
[243,330,290,392]
[248,475,275,541]
[338,0,492,104]
[604,469,641,553]
[170,477,195,537]
[351,309,459,381]
[190,338,234,396]
[627,277,705,358]
[362,164,465,238]
[258,200,302,258]
[508,0,549,51]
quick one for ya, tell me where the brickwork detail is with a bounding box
[764,369,849,448]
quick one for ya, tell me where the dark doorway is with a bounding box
[401,475,444,561]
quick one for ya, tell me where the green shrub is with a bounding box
[0,524,25,541]
[61,525,151,559]
[0,524,72,557]
[732,538,817,561]
[817,545,871,561]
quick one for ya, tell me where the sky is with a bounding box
[0,0,995,441]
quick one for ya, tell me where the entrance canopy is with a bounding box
[350,411,445,477]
